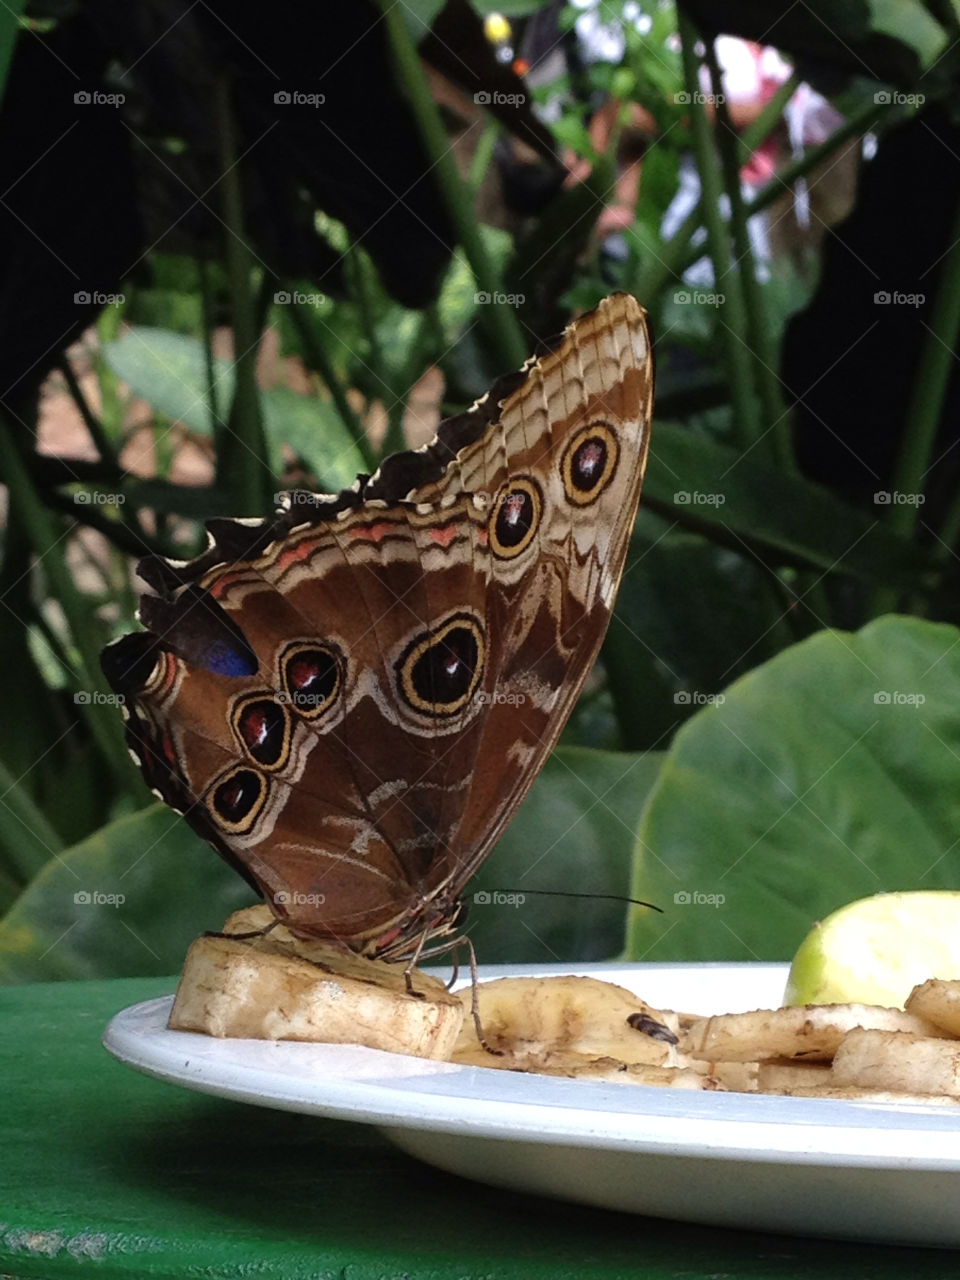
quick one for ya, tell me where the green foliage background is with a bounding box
[1,0,959,980]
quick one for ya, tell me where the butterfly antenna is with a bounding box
[490,889,663,913]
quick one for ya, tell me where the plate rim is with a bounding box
[102,960,960,1172]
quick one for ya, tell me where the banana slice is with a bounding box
[451,974,680,1072]
[168,906,463,1060]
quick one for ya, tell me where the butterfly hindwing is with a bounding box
[102,293,653,955]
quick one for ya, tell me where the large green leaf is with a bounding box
[646,422,932,589]
[625,616,960,962]
[468,747,664,963]
[0,805,254,983]
[102,328,365,492]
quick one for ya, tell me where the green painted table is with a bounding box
[1,978,956,1279]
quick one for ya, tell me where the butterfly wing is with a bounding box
[102,293,653,952]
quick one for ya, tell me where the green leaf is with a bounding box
[102,328,365,492]
[468,746,664,963]
[866,0,947,67]
[647,422,933,589]
[625,616,960,962]
[0,805,254,983]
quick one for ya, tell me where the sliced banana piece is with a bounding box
[451,974,679,1068]
[681,1002,950,1062]
[168,905,463,1060]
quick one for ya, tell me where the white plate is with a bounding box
[103,962,960,1247]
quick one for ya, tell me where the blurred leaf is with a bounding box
[468,746,664,963]
[866,0,947,66]
[605,516,792,750]
[0,804,254,983]
[103,328,365,491]
[0,756,62,899]
[647,422,934,588]
[625,616,960,962]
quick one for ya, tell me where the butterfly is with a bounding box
[101,292,653,966]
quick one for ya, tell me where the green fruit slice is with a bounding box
[784,891,960,1009]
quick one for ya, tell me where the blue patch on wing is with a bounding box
[205,640,258,678]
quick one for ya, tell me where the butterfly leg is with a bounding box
[460,936,502,1056]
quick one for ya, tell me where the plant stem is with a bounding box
[889,190,960,538]
[677,11,759,448]
[469,118,500,191]
[654,98,882,293]
[199,256,222,436]
[213,74,273,515]
[737,72,800,163]
[378,0,527,370]
[285,294,374,470]
[0,420,137,792]
[705,39,792,470]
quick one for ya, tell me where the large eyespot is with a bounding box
[488,477,542,560]
[281,643,342,719]
[561,422,619,506]
[208,767,267,834]
[231,695,291,770]
[396,614,484,717]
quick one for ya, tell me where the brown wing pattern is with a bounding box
[101,293,653,956]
